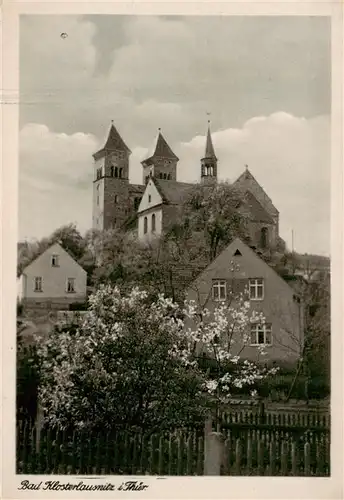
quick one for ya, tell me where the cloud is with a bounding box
[175,112,330,256]
[19,16,330,255]
[20,15,330,143]
[19,113,330,256]
[19,124,98,240]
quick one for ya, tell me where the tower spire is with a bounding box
[141,129,179,183]
[204,121,217,160]
[201,119,218,184]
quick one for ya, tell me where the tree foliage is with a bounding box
[178,182,252,261]
[36,285,278,432]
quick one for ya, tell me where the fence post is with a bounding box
[35,402,44,449]
[204,419,224,476]
[258,399,265,425]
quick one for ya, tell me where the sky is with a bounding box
[19,15,331,256]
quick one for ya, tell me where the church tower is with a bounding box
[92,121,131,231]
[141,129,179,184]
[201,122,218,184]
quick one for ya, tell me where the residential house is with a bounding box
[186,237,304,365]
[17,242,87,311]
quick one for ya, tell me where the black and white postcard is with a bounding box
[1,0,343,498]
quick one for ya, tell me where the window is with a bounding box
[152,213,156,232]
[144,216,148,234]
[260,227,268,249]
[119,168,123,178]
[159,173,163,179]
[51,255,59,267]
[167,173,171,180]
[249,278,264,300]
[212,280,227,301]
[148,194,151,203]
[67,278,75,293]
[233,249,242,256]
[96,184,100,206]
[34,277,42,292]
[114,195,118,203]
[96,167,102,180]
[110,166,114,177]
[115,167,118,178]
[250,324,272,345]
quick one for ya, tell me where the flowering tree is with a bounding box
[36,284,278,432]
[184,283,279,424]
[36,286,206,432]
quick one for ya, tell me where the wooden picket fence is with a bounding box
[220,407,330,427]
[16,412,330,476]
[16,423,205,476]
[219,410,330,476]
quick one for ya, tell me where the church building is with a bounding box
[92,121,283,252]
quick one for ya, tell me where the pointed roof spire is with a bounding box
[142,129,179,164]
[93,121,131,159]
[203,121,217,160]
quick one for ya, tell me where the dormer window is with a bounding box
[51,255,59,267]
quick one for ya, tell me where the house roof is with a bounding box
[188,237,298,295]
[18,242,86,276]
[129,184,145,195]
[142,131,179,164]
[152,178,195,205]
[93,122,131,159]
[234,167,279,217]
[243,190,274,224]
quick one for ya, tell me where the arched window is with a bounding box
[151,213,156,232]
[115,167,118,178]
[119,168,123,178]
[201,165,205,177]
[110,166,114,177]
[167,173,171,180]
[114,195,118,203]
[159,173,163,179]
[144,216,148,234]
[260,227,268,249]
